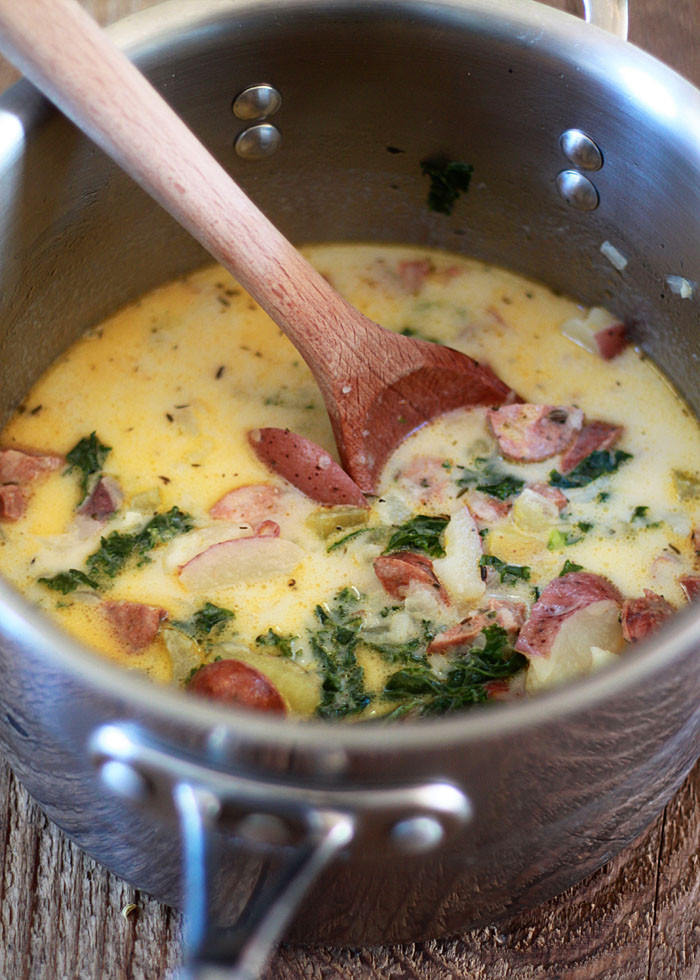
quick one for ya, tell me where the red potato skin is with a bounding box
[102,600,168,652]
[209,482,282,524]
[374,552,449,604]
[515,572,622,659]
[594,322,628,360]
[621,589,674,642]
[248,428,368,508]
[559,420,624,475]
[680,575,700,602]
[0,484,26,522]
[487,404,583,463]
[188,659,286,715]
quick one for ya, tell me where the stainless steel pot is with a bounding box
[1,1,699,977]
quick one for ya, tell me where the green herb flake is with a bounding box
[420,158,474,215]
[549,450,632,490]
[559,559,583,576]
[327,527,374,553]
[479,554,531,584]
[256,628,297,659]
[547,528,568,551]
[65,432,111,496]
[38,568,99,594]
[384,515,449,558]
[173,602,235,642]
[631,505,649,521]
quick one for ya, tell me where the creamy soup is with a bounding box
[1,244,699,720]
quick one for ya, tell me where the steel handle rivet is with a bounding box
[99,759,150,803]
[560,129,604,171]
[234,124,282,160]
[232,84,282,121]
[556,170,600,211]
[390,815,445,854]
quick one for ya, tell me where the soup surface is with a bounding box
[1,244,699,720]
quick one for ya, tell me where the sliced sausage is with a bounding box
[680,575,700,602]
[0,484,26,522]
[78,475,123,519]
[373,552,449,603]
[209,482,282,524]
[594,322,628,360]
[487,404,583,462]
[188,659,286,714]
[396,455,451,504]
[102,600,167,652]
[0,447,63,484]
[427,597,527,654]
[559,420,624,475]
[621,589,674,642]
[397,258,433,292]
[463,490,512,523]
[248,428,368,508]
[528,483,568,512]
[515,572,622,659]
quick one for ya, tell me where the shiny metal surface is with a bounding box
[560,128,604,170]
[0,0,698,962]
[234,122,282,159]
[583,0,628,37]
[555,168,601,209]
[232,83,282,121]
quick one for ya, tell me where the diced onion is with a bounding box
[600,240,628,271]
[560,306,618,353]
[665,275,696,300]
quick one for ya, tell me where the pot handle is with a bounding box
[91,723,471,980]
[174,783,354,980]
[580,0,629,40]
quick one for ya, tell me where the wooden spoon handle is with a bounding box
[0,0,358,375]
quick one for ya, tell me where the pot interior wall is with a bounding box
[1,0,699,429]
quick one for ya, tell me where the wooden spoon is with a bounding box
[0,0,514,493]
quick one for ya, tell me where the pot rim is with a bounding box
[2,0,700,757]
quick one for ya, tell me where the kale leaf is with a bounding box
[456,458,524,500]
[256,628,297,658]
[309,588,371,719]
[479,554,531,584]
[173,602,235,642]
[383,625,526,717]
[420,158,474,215]
[383,515,449,558]
[549,450,632,489]
[65,432,111,497]
[40,506,194,594]
[39,568,100,594]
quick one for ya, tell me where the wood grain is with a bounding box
[0,1,698,978]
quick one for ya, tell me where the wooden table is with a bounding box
[0,1,698,977]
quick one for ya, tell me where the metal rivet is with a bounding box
[232,84,282,121]
[560,129,603,171]
[235,813,294,846]
[390,815,445,854]
[556,170,600,211]
[234,124,282,160]
[99,760,150,803]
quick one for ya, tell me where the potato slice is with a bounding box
[525,599,623,692]
[432,505,485,605]
[179,536,303,591]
